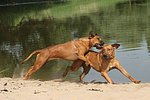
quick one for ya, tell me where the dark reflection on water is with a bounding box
[0,1,150,83]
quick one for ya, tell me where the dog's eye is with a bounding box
[97,38,100,40]
[108,49,111,51]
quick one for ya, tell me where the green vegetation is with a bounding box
[0,0,131,27]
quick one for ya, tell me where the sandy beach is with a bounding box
[0,78,150,100]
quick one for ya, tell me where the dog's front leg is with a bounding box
[115,62,141,83]
[77,54,90,66]
[78,55,87,62]
[101,71,114,84]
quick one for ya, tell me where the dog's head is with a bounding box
[99,43,120,60]
[89,30,104,47]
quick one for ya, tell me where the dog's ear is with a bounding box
[111,43,120,49]
[89,30,94,39]
[96,46,103,49]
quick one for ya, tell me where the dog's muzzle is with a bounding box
[103,53,110,60]
[95,41,104,47]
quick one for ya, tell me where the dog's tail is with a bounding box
[22,50,42,64]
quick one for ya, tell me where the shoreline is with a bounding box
[0,1,59,7]
[0,78,150,100]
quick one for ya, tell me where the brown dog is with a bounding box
[22,30,104,80]
[63,43,141,84]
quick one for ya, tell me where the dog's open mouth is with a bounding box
[94,41,104,47]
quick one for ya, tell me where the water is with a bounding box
[0,1,150,83]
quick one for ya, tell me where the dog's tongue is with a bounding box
[95,43,101,47]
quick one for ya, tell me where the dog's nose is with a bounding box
[103,54,110,60]
[100,41,104,46]
[103,54,107,58]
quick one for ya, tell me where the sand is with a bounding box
[0,78,150,100]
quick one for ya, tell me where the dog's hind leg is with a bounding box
[24,66,33,77]
[79,63,91,83]
[63,59,84,77]
[24,52,49,80]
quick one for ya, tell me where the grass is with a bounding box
[0,0,130,26]
[0,68,9,73]
[41,0,129,18]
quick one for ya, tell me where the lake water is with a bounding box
[0,1,150,83]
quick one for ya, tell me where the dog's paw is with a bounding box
[135,80,141,84]
[62,66,71,77]
[134,80,141,84]
[62,72,67,77]
[23,73,26,77]
[80,80,84,83]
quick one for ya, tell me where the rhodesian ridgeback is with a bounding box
[63,43,141,84]
[22,30,104,80]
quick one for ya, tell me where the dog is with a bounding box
[22,30,104,80]
[63,43,141,84]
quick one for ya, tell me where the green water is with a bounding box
[0,0,150,83]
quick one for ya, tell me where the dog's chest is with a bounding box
[100,61,115,71]
[109,65,115,69]
[106,61,115,69]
